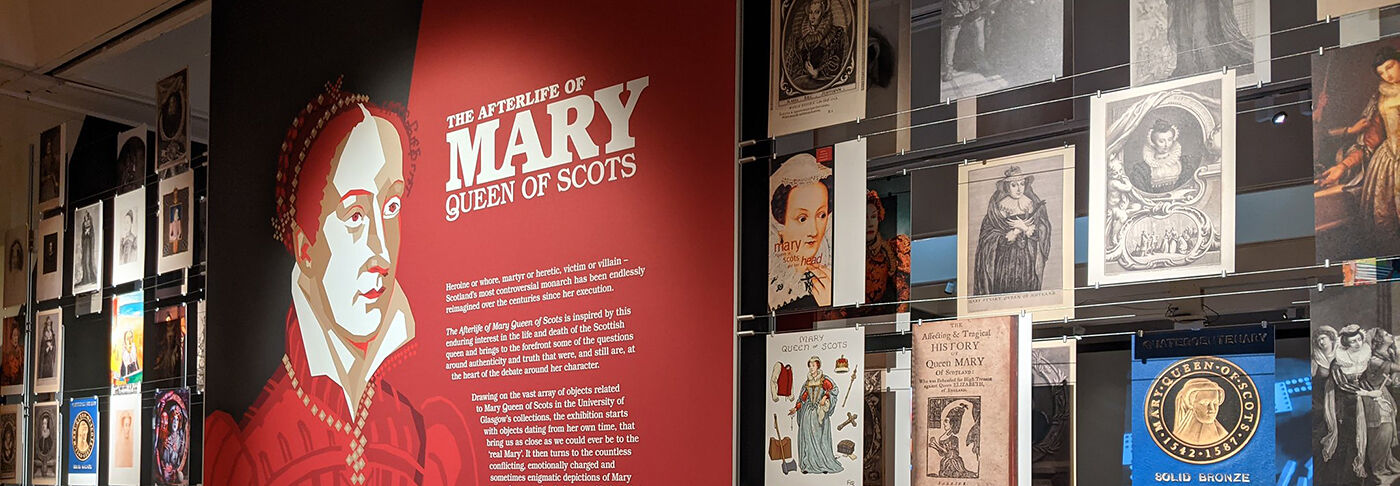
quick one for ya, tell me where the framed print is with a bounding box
[152,388,190,485]
[0,404,18,482]
[769,0,868,136]
[0,316,21,395]
[765,327,864,484]
[29,401,57,485]
[107,393,141,486]
[67,397,99,485]
[111,291,144,395]
[940,0,1064,100]
[71,201,103,295]
[117,125,147,189]
[156,69,190,174]
[1319,0,1395,20]
[35,124,64,213]
[1131,0,1270,87]
[148,304,186,386]
[112,188,146,286]
[157,170,194,274]
[195,299,205,392]
[912,314,1031,486]
[768,140,867,313]
[35,214,63,302]
[2,226,24,308]
[1031,340,1077,486]
[1089,71,1236,285]
[32,308,62,394]
[957,146,1075,321]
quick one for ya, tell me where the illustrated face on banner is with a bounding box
[300,107,406,337]
[778,182,829,263]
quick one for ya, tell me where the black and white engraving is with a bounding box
[958,147,1075,320]
[33,309,61,394]
[1311,282,1400,484]
[36,124,64,212]
[72,201,103,295]
[156,69,190,174]
[1131,0,1269,86]
[939,0,1064,100]
[770,0,868,136]
[29,402,57,485]
[3,227,24,308]
[926,396,982,479]
[35,215,63,302]
[0,407,16,482]
[1089,71,1236,285]
[1031,340,1076,486]
[112,188,146,286]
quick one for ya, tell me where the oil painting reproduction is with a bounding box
[1312,38,1400,263]
[1131,0,1270,86]
[769,0,868,136]
[1089,71,1236,285]
[157,170,194,274]
[958,146,1075,321]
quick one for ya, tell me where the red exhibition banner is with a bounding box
[204,2,736,485]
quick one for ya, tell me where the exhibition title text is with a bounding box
[442,74,650,221]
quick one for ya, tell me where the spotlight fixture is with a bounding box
[1272,111,1287,125]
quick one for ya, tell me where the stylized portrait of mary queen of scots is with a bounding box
[205,80,472,486]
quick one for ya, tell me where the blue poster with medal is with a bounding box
[1131,326,1274,485]
[67,397,99,485]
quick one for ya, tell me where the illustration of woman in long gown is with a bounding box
[1318,48,1400,239]
[788,356,843,473]
[1168,0,1252,78]
[930,404,976,478]
[77,212,95,286]
[974,166,1051,296]
[1321,325,1400,482]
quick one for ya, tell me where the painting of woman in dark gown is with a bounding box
[973,166,1052,296]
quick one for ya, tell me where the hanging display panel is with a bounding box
[1131,327,1274,485]
[156,170,193,274]
[957,146,1075,321]
[0,404,18,483]
[117,125,147,188]
[35,124,64,214]
[1031,339,1076,486]
[863,368,884,486]
[156,69,190,174]
[32,308,61,394]
[818,175,911,322]
[1312,38,1400,263]
[153,388,190,486]
[939,0,1064,100]
[67,397,98,486]
[111,291,143,395]
[111,188,146,286]
[107,393,141,486]
[206,1,737,484]
[0,316,18,396]
[147,304,186,386]
[769,140,868,313]
[912,314,1030,486]
[766,327,865,484]
[1089,71,1236,285]
[1310,282,1400,484]
[1130,0,1270,87]
[769,0,868,136]
[35,215,62,302]
[71,201,103,296]
[2,227,24,308]
[29,401,57,486]
[1319,0,1395,20]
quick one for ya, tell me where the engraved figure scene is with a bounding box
[779,0,859,100]
[1132,0,1260,86]
[1311,283,1400,484]
[1102,77,1227,277]
[940,0,1064,100]
[925,396,981,479]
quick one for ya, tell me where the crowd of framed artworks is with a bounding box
[757,1,1400,486]
[0,67,199,486]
